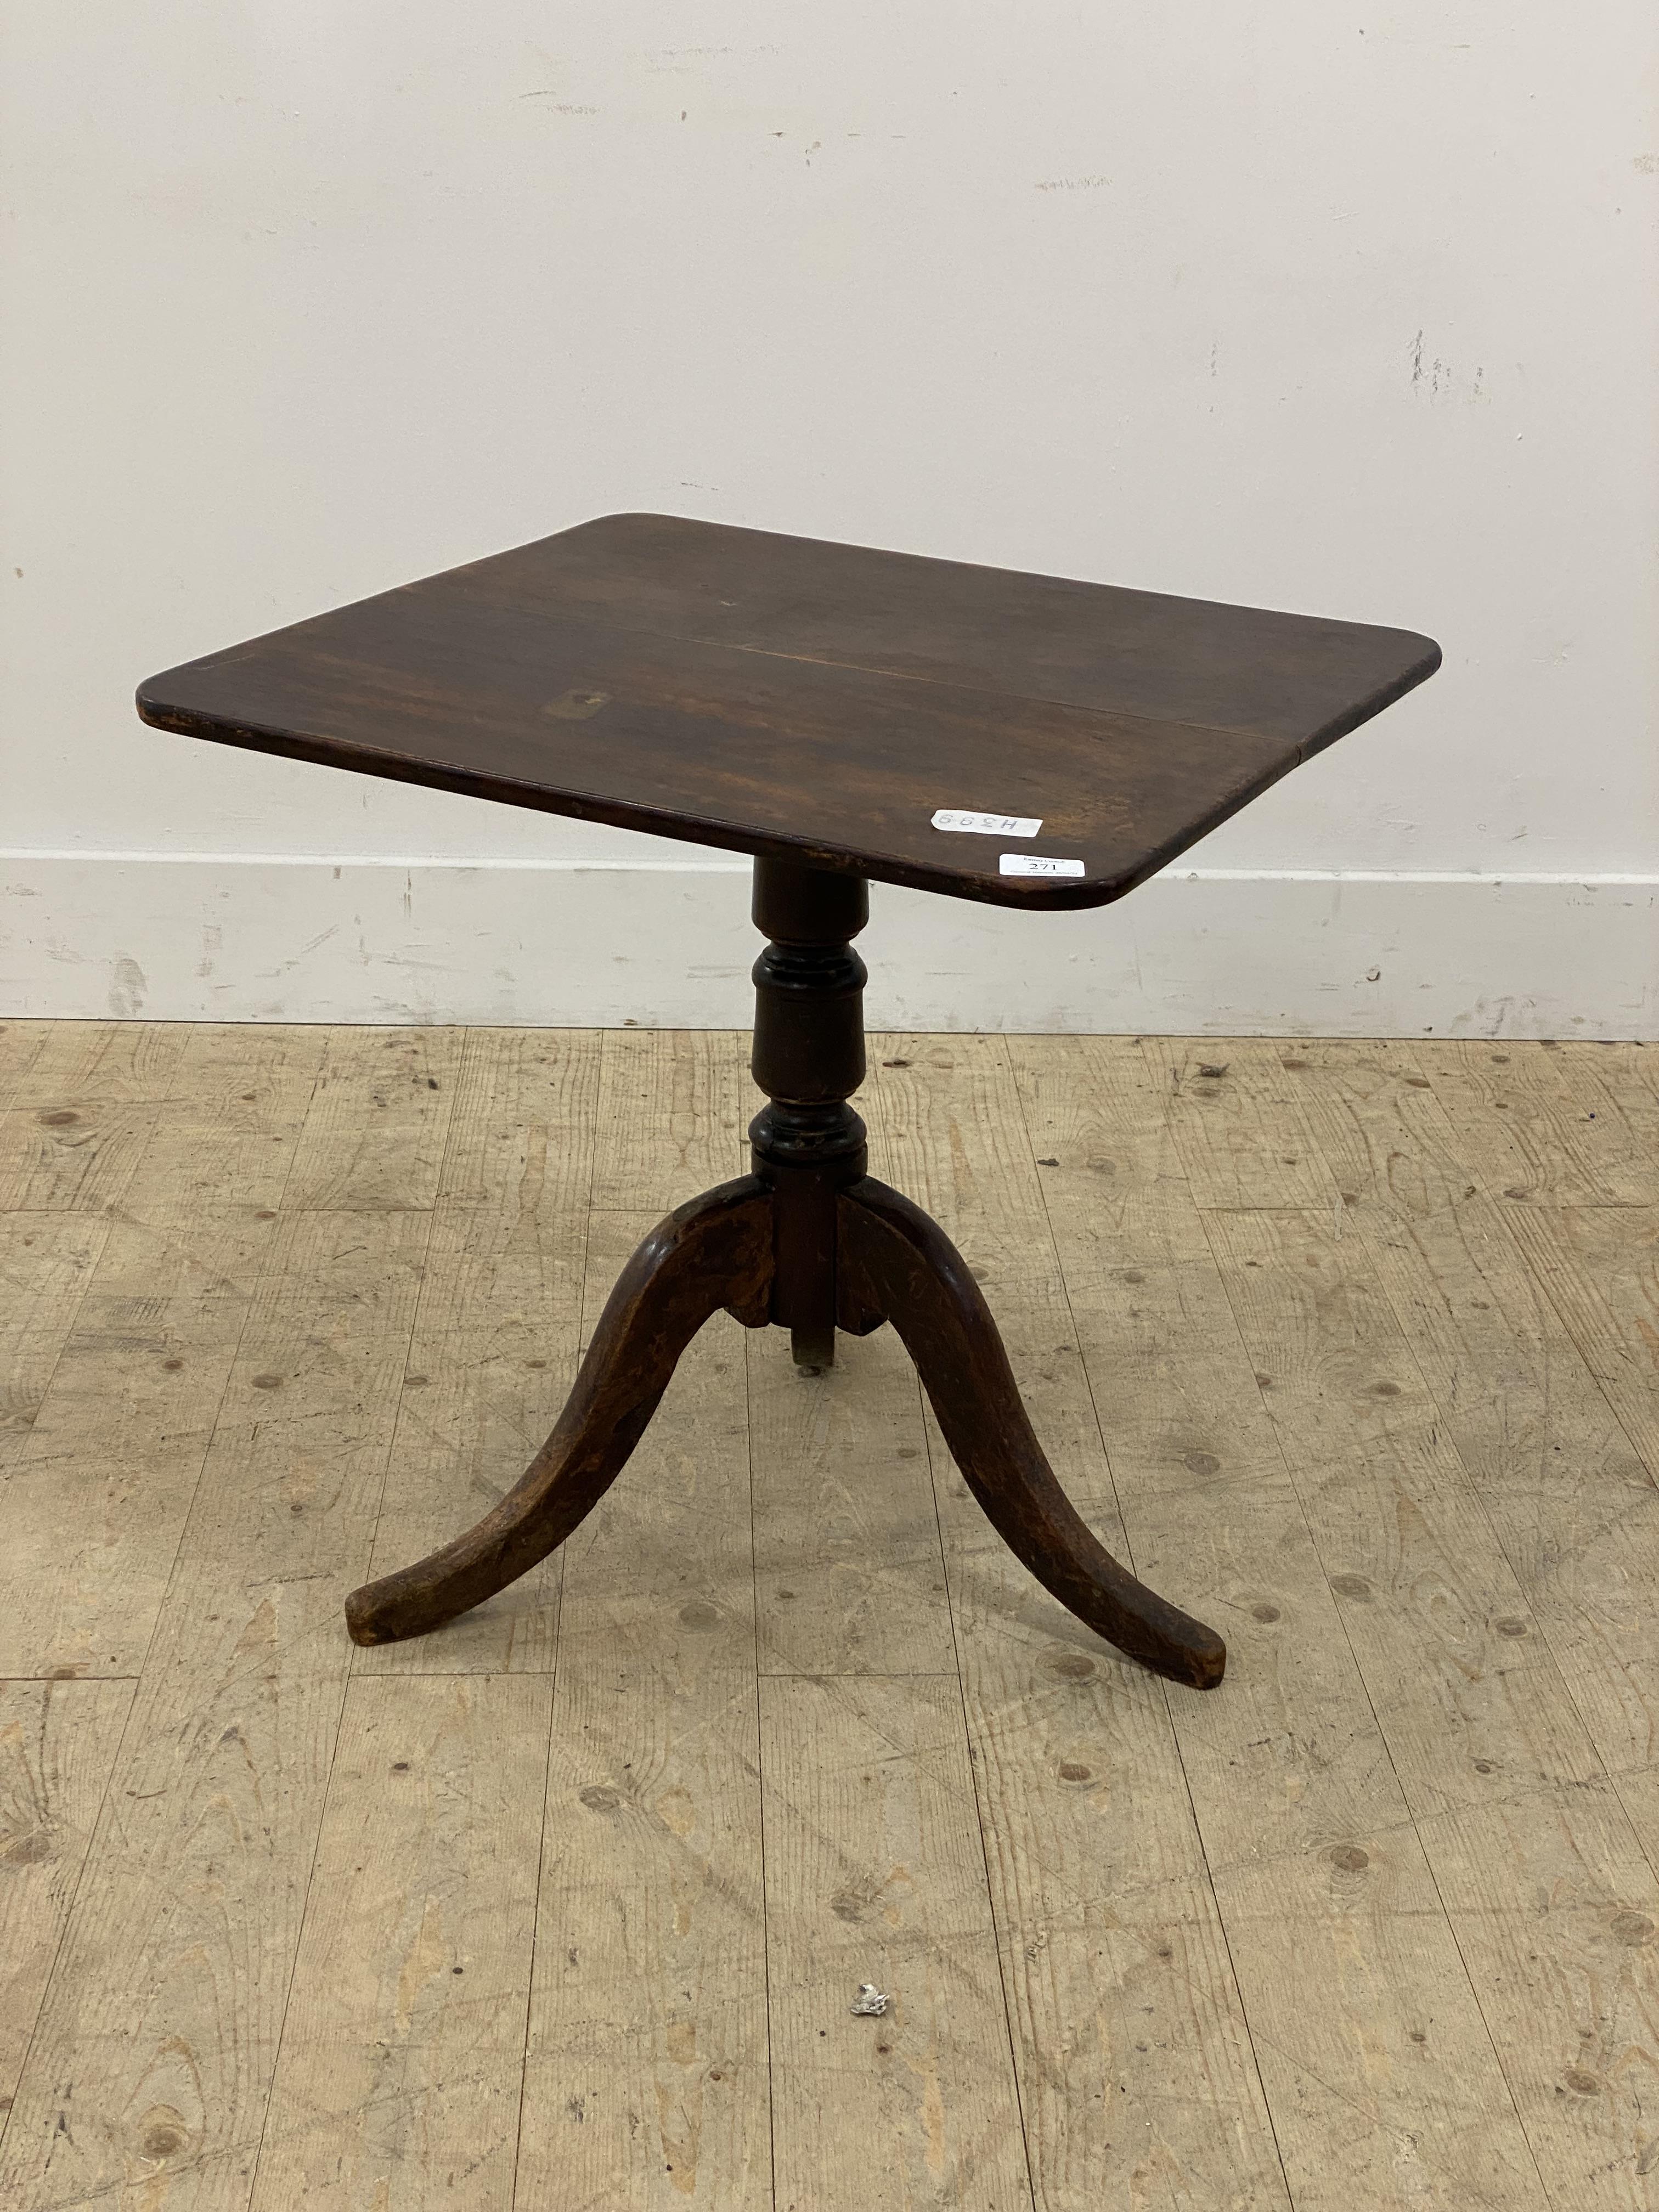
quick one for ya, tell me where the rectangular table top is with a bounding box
[137,514,1440,910]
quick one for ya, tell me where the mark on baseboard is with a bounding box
[109,956,148,1017]
[276,924,341,974]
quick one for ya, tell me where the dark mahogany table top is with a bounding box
[137,513,1439,911]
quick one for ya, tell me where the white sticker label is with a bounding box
[932,808,1042,838]
[999,854,1086,878]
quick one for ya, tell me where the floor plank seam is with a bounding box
[1338,1190,1631,1807]
[1370,1824,1563,2212]
[1504,1202,1659,1486]
[1228,1054,1607,2210]
[245,1194,441,2204]
[1180,1149,1530,2200]
[911,1064,1039,2204]
[1247,2021,1534,2212]
[1021,1037,1301,2211]
[345,1025,471,1662]
[507,1668,562,2212]
[122,1040,329,1690]
[1165,1741,1301,2212]
[507,1028,602,2209]
[1,1031,336,2185]
[0,1677,138,2174]
[742,1262,783,2212]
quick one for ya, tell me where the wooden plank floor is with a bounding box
[1,1022,1656,2210]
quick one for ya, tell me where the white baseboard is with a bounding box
[1,854,1652,1037]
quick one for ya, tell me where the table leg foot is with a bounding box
[790,1320,836,1374]
[345,1176,774,1646]
[838,1176,1226,1690]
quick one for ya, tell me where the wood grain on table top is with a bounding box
[137,513,1440,911]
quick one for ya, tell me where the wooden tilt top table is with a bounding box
[138,514,1440,1691]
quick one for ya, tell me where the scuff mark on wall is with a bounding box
[1410,330,1485,403]
[109,956,147,1017]
[273,923,341,975]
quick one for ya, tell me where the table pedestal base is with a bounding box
[345,860,1226,1692]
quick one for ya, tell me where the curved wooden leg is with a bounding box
[346,1176,774,1646]
[838,1177,1225,1690]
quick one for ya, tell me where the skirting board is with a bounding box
[1,855,1654,1038]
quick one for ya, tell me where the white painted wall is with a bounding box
[3,5,1655,1032]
